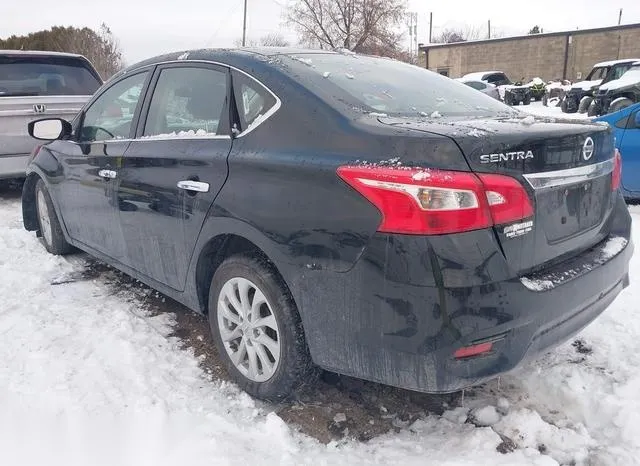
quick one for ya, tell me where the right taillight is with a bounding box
[612,149,622,191]
[337,165,533,235]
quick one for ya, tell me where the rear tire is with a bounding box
[35,180,73,255]
[208,255,316,401]
[578,96,593,114]
[560,98,569,113]
[608,97,634,114]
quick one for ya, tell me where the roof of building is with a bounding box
[419,22,640,51]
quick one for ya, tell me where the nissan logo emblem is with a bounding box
[582,137,595,161]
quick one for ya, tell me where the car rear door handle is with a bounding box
[98,169,117,179]
[177,180,210,193]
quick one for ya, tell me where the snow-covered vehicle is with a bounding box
[528,77,546,101]
[590,61,640,116]
[542,80,572,107]
[460,71,531,105]
[560,59,640,114]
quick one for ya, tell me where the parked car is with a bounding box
[23,48,632,401]
[456,78,500,100]
[561,59,640,114]
[460,71,531,105]
[0,50,102,180]
[595,103,640,199]
[590,62,640,116]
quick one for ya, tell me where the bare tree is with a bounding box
[260,33,291,47]
[432,25,483,44]
[286,0,407,57]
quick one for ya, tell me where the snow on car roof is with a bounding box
[0,49,85,58]
[461,71,503,80]
[593,58,640,67]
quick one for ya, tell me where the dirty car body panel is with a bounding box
[23,49,633,394]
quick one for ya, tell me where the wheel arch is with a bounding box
[194,233,296,317]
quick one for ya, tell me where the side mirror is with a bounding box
[28,118,72,141]
[635,111,640,128]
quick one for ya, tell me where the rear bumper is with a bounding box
[0,153,29,179]
[290,196,632,393]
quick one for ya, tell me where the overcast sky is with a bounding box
[2,0,639,64]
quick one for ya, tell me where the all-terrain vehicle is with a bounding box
[528,77,546,101]
[542,79,572,107]
[560,59,640,113]
[503,79,532,106]
[589,61,640,116]
[460,71,531,105]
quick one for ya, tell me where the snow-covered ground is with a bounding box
[1,105,638,465]
[523,101,590,120]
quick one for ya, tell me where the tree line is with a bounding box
[0,24,124,78]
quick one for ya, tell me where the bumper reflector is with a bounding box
[454,342,493,359]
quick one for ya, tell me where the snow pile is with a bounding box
[1,193,640,465]
[140,129,217,139]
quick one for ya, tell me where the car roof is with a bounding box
[593,58,640,67]
[118,47,342,77]
[0,49,86,59]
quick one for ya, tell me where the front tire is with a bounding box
[35,180,72,255]
[578,96,593,114]
[587,101,600,117]
[208,255,315,401]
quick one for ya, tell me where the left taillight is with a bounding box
[612,149,622,191]
[337,165,534,235]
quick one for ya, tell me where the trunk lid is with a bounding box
[0,95,88,156]
[378,115,617,275]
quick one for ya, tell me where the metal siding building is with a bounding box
[419,23,640,81]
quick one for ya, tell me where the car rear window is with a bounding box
[0,55,102,97]
[286,53,511,118]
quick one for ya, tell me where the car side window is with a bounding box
[80,72,148,142]
[231,71,277,133]
[143,67,228,137]
[467,81,486,90]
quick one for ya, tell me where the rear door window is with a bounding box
[231,70,277,134]
[143,66,228,137]
[0,55,101,97]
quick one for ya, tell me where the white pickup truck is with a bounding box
[0,50,102,179]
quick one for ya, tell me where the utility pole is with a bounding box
[429,12,433,43]
[618,8,623,25]
[408,12,418,58]
[488,20,491,39]
[242,0,248,46]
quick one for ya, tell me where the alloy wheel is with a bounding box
[217,277,281,382]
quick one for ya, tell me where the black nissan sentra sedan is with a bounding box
[22,48,632,401]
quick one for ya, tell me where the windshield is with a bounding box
[0,56,101,97]
[610,64,634,81]
[587,67,608,81]
[287,54,511,118]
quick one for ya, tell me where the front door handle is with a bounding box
[98,169,117,179]
[177,180,210,193]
